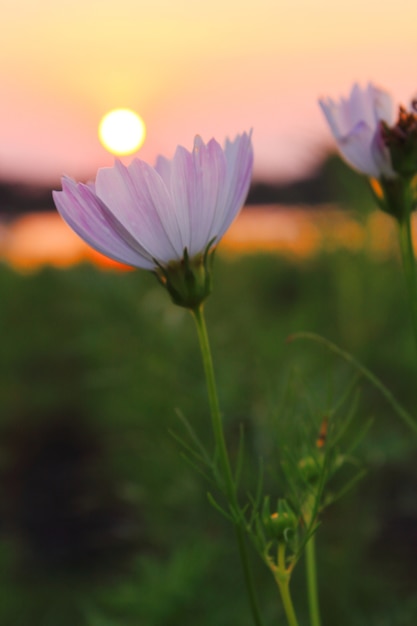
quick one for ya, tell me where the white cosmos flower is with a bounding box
[53,133,253,271]
[319,83,396,179]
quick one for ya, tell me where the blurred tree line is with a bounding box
[0,153,372,217]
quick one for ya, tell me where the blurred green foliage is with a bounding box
[0,233,417,625]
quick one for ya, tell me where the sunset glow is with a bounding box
[98,109,146,155]
[0,0,416,183]
[0,209,401,273]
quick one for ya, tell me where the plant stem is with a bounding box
[398,212,417,361]
[191,305,265,626]
[276,580,300,626]
[305,535,321,626]
[275,544,300,626]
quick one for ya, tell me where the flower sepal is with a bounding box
[369,176,415,223]
[154,242,215,310]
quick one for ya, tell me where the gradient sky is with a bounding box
[1,0,416,185]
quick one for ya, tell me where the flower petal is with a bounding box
[319,88,360,139]
[320,84,395,178]
[349,83,375,130]
[169,136,227,256]
[154,155,172,188]
[371,129,396,179]
[95,160,183,263]
[337,121,381,178]
[368,83,394,127]
[214,132,254,241]
[53,177,155,269]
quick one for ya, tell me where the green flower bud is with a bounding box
[154,242,214,310]
[262,497,298,543]
[298,455,321,484]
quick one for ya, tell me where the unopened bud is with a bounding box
[381,104,417,179]
[298,456,321,484]
[262,497,298,543]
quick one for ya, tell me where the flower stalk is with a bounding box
[191,305,265,626]
[273,543,300,626]
[305,535,321,626]
[301,488,322,626]
[398,208,417,361]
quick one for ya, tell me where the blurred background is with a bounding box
[1,0,417,625]
[1,0,416,184]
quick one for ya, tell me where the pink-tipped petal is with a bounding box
[320,84,395,178]
[154,155,172,188]
[368,84,394,127]
[337,121,381,178]
[169,137,227,256]
[319,97,345,139]
[95,160,181,263]
[53,178,155,269]
[349,83,375,129]
[214,132,254,241]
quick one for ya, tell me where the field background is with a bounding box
[0,166,417,625]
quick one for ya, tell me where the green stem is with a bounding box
[398,213,417,361]
[191,305,265,626]
[275,544,300,626]
[305,535,321,626]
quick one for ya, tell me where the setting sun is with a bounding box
[98,109,146,156]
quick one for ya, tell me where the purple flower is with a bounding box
[53,133,253,273]
[319,83,396,179]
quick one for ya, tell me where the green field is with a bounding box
[0,238,416,625]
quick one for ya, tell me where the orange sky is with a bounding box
[1,0,416,185]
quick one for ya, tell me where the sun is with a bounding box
[98,108,146,155]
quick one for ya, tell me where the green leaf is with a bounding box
[206,492,233,522]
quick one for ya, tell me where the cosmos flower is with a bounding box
[53,133,253,308]
[53,132,253,270]
[319,83,396,179]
